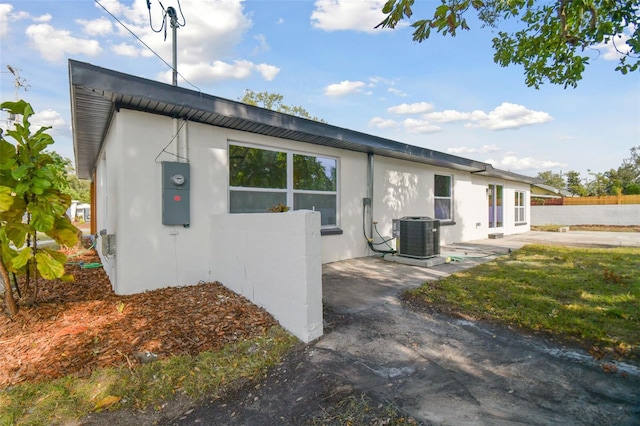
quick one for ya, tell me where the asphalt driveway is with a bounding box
[315,231,640,425]
[169,231,640,425]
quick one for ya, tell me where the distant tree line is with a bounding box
[536,146,640,196]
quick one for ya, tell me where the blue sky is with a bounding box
[1,0,639,180]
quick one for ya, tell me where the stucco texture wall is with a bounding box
[531,205,640,226]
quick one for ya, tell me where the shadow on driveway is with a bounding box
[317,232,640,425]
[168,232,640,425]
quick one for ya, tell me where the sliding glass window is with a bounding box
[229,144,338,227]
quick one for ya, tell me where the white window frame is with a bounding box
[488,184,504,228]
[228,142,339,228]
[515,190,526,224]
[434,174,453,222]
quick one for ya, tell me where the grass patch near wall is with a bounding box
[532,225,640,232]
[0,327,297,426]
[405,245,640,361]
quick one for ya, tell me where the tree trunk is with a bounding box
[0,255,18,316]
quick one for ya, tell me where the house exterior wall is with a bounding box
[93,109,531,339]
[371,156,531,246]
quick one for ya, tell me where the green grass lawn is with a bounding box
[405,245,640,361]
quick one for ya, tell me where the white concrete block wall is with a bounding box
[371,157,531,246]
[531,205,640,226]
[96,106,528,339]
[210,211,323,343]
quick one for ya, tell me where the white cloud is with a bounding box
[593,33,632,60]
[324,80,366,96]
[111,42,139,57]
[253,34,270,54]
[255,63,280,81]
[31,109,66,135]
[158,59,277,84]
[77,17,113,36]
[467,102,552,130]
[26,24,102,62]
[486,155,567,171]
[0,4,44,36]
[388,102,434,115]
[388,88,408,97]
[0,3,11,37]
[403,118,441,134]
[369,117,398,129]
[424,110,472,123]
[311,0,388,33]
[91,0,272,84]
[447,144,500,155]
[33,13,51,23]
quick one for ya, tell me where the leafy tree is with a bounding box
[620,145,640,193]
[232,92,334,211]
[0,100,78,316]
[240,90,327,123]
[377,0,640,88]
[46,151,91,204]
[66,175,91,204]
[536,170,565,190]
[585,170,608,196]
[565,170,587,196]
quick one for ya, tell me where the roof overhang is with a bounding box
[69,59,537,184]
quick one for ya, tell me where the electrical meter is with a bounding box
[171,173,185,186]
[162,162,190,226]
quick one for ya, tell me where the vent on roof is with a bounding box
[393,217,440,258]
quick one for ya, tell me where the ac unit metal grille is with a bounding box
[397,217,440,258]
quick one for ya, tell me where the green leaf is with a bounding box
[0,139,16,170]
[4,222,29,247]
[30,204,56,232]
[35,249,67,280]
[0,244,19,272]
[47,216,80,247]
[11,248,33,270]
[1,100,31,117]
[0,186,14,212]
[11,164,32,180]
[31,177,52,195]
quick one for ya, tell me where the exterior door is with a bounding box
[488,184,503,228]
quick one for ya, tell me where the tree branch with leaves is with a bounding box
[0,100,78,316]
[377,0,639,88]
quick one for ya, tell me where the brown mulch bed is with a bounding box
[0,248,277,388]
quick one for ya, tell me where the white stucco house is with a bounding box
[69,60,536,343]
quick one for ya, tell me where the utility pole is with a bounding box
[2,65,30,126]
[167,7,178,86]
[147,1,185,87]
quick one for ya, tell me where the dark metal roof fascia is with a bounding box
[69,60,533,183]
[472,164,541,184]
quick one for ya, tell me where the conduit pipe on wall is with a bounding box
[180,118,188,162]
[367,152,374,239]
[172,118,189,163]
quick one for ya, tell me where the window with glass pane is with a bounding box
[293,154,337,226]
[515,191,526,223]
[229,145,287,213]
[229,145,338,227]
[488,184,503,228]
[434,175,452,221]
[294,193,336,226]
[230,191,286,213]
[229,145,286,189]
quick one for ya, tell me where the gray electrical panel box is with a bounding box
[162,161,190,226]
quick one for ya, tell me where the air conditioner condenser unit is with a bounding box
[392,216,440,258]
